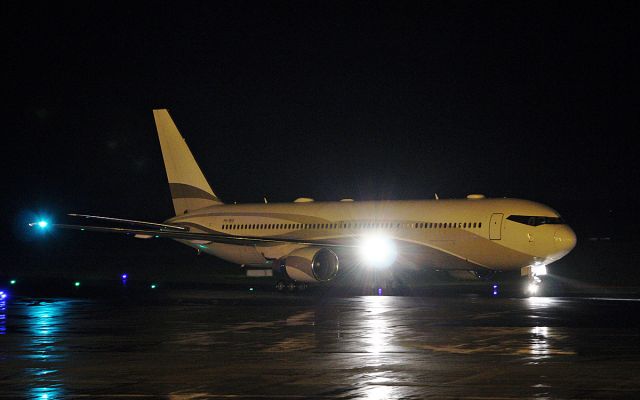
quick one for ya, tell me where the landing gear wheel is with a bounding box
[275,280,287,292]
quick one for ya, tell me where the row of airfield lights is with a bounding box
[5,277,498,295]
[5,276,158,290]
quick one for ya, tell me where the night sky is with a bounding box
[4,2,639,280]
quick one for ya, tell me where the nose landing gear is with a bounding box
[527,275,542,295]
[522,264,546,296]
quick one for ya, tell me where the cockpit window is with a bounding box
[507,215,564,226]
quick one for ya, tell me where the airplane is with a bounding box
[31,109,577,295]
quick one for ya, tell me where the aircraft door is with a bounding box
[490,213,503,240]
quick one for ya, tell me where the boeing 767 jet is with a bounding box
[32,110,576,295]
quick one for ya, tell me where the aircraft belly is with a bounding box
[400,241,479,270]
[423,236,533,270]
[255,243,307,260]
[206,243,267,265]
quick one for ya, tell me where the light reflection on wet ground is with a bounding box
[1,293,639,399]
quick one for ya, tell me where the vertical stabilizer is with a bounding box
[153,109,223,214]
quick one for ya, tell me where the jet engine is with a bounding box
[283,247,339,283]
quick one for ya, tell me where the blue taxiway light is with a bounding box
[0,291,7,300]
[121,274,128,279]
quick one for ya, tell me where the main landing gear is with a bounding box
[275,279,308,293]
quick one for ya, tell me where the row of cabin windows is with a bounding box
[221,221,482,230]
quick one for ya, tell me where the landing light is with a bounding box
[527,283,539,294]
[359,235,397,268]
[532,264,547,276]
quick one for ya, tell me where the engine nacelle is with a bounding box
[283,247,339,283]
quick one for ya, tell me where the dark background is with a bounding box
[3,1,639,285]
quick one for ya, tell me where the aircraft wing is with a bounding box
[49,216,359,248]
[67,214,189,231]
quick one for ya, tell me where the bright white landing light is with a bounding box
[359,235,397,268]
[528,283,539,294]
[532,264,547,276]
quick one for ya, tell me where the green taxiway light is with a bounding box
[74,281,81,287]
[150,284,157,289]
[10,280,16,285]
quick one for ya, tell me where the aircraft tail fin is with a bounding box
[153,109,223,215]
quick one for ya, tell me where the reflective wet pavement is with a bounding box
[1,292,639,399]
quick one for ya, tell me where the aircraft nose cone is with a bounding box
[554,225,577,254]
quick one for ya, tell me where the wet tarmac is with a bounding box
[1,291,639,399]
